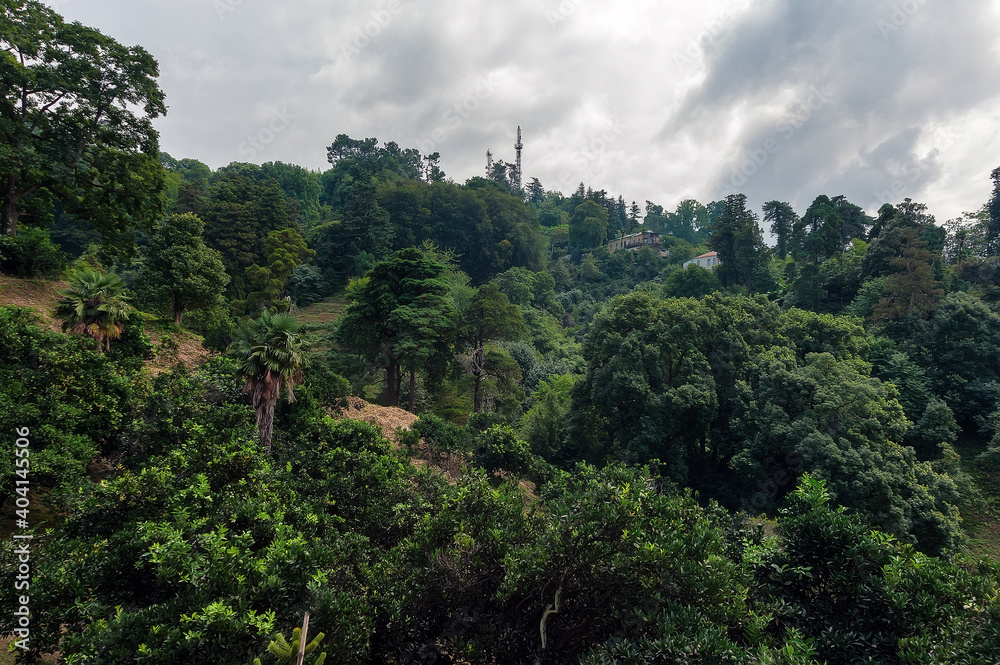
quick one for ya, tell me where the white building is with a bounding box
[682,251,720,269]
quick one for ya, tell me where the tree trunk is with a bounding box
[259,399,276,455]
[407,368,416,412]
[173,295,183,325]
[473,373,482,413]
[472,343,485,413]
[2,181,19,237]
[382,358,400,407]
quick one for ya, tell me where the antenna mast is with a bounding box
[486,149,493,177]
[514,126,523,190]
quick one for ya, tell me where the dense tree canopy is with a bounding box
[1,0,166,239]
[5,13,1000,658]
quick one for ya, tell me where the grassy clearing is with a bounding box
[956,441,1000,562]
[294,293,348,327]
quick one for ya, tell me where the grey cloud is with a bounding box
[667,0,1000,215]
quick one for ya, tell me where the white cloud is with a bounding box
[46,0,1000,220]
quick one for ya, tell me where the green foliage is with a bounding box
[461,282,525,412]
[569,200,610,250]
[872,227,943,321]
[0,0,166,241]
[201,169,296,301]
[413,413,471,453]
[254,625,327,665]
[662,263,722,298]
[287,264,326,307]
[757,474,1000,664]
[244,227,315,311]
[134,212,229,323]
[0,305,141,501]
[763,200,797,260]
[230,310,309,454]
[919,291,1000,432]
[733,351,963,555]
[338,247,456,408]
[472,424,532,475]
[0,225,66,277]
[906,397,960,458]
[55,268,135,352]
[710,193,770,292]
[790,195,844,264]
[521,374,578,462]
[574,291,966,553]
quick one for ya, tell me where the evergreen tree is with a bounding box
[461,283,525,413]
[201,171,295,300]
[526,177,545,204]
[987,166,1000,256]
[762,200,796,259]
[135,213,229,324]
[628,200,642,226]
[709,194,769,291]
[872,227,943,321]
[569,201,610,250]
[337,248,456,408]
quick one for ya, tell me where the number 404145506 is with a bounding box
[14,427,30,522]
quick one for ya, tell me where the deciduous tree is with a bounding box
[461,283,524,412]
[1,0,166,239]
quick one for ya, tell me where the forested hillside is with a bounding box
[2,2,1000,663]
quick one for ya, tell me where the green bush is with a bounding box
[472,424,532,475]
[0,306,140,500]
[0,226,66,277]
[413,414,470,453]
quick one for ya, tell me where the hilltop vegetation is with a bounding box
[3,2,1000,663]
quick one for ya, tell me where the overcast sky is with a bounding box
[47,0,1000,222]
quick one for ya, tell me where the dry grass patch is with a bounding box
[0,275,64,330]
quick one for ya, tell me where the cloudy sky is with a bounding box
[47,0,1000,222]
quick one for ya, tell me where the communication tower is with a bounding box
[514,126,523,190]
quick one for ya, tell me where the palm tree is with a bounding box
[55,269,135,353]
[230,309,308,455]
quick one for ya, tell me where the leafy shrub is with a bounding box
[412,414,470,453]
[465,410,506,435]
[472,424,532,475]
[0,306,140,500]
[0,226,66,277]
[756,474,1000,664]
[105,314,156,371]
[287,263,326,307]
